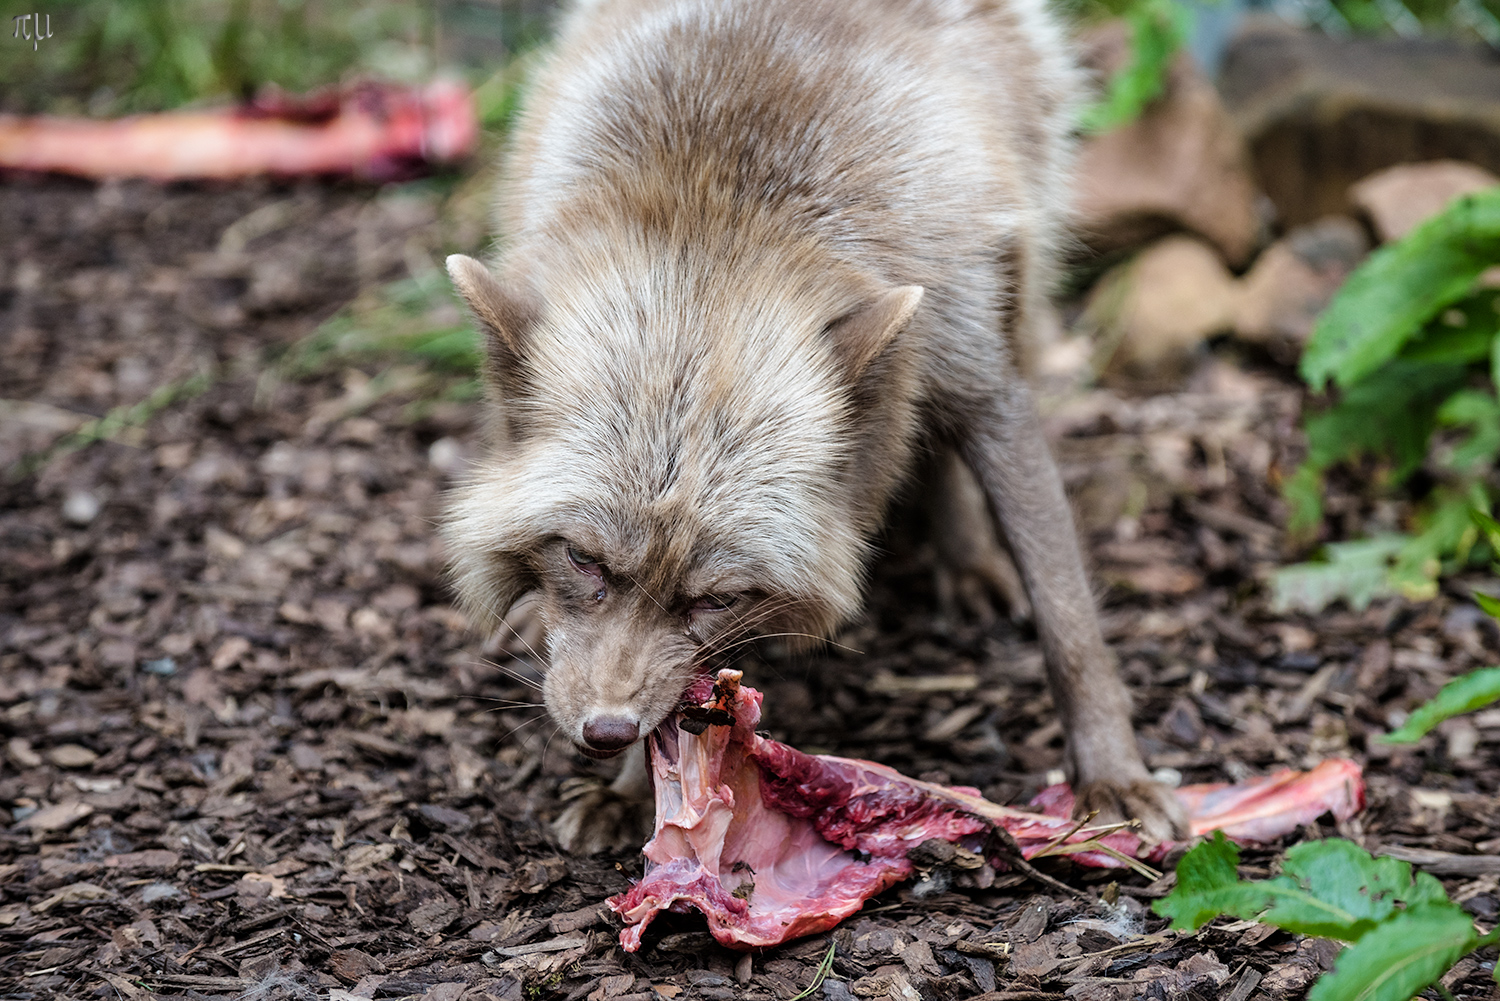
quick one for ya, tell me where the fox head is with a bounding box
[442,228,924,756]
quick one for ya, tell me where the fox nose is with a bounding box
[582,715,639,752]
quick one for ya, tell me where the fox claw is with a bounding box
[553,780,651,855]
[1074,777,1188,844]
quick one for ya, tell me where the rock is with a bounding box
[1085,216,1370,373]
[1073,21,1263,267]
[62,489,100,525]
[1085,236,1240,379]
[1350,160,1500,242]
[1221,20,1500,226]
[1234,216,1368,357]
[427,436,470,476]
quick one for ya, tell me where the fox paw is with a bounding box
[552,779,651,856]
[1074,776,1188,844]
[929,454,1031,626]
[933,551,1031,627]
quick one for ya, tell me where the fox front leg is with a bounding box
[957,376,1186,842]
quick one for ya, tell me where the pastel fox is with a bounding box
[445,0,1186,852]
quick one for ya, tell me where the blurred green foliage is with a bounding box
[0,0,550,117]
[1309,0,1500,43]
[1,0,421,114]
[6,0,1498,122]
[1077,0,1192,133]
[279,269,481,381]
[1273,190,1500,612]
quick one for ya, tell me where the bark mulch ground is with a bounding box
[2,176,1498,1001]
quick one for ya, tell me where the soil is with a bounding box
[2,175,1498,1001]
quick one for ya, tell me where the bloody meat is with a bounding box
[609,670,1364,951]
[0,81,475,181]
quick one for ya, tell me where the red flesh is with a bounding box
[0,81,476,181]
[608,670,1365,951]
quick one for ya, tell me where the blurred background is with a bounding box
[3,0,1498,115]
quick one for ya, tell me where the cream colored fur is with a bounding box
[444,0,1186,851]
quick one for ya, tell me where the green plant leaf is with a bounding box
[1283,358,1469,553]
[1472,508,1500,554]
[1378,667,1500,744]
[1399,289,1500,367]
[1153,832,1268,931]
[1301,361,1468,481]
[1301,189,1500,391]
[1270,536,1406,615]
[1264,840,1452,940]
[1492,325,1500,390]
[1077,0,1190,133]
[1154,835,1445,940]
[1307,905,1477,1001]
[1436,389,1500,473]
[1156,836,1456,939]
[1388,488,1487,600]
[1284,463,1327,541]
[1474,591,1500,620]
[1159,838,1483,1001]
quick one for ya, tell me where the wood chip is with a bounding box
[923,703,988,742]
[491,934,590,958]
[1224,966,1263,1001]
[343,730,415,760]
[34,881,112,912]
[1377,846,1500,875]
[15,801,93,832]
[1182,499,1279,542]
[956,940,1012,961]
[548,904,608,934]
[342,843,398,872]
[869,672,979,695]
[105,850,181,873]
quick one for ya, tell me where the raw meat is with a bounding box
[0,81,476,181]
[608,669,1364,951]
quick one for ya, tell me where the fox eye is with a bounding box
[567,546,603,576]
[691,594,739,613]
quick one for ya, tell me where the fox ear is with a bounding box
[826,285,924,380]
[446,254,537,363]
[447,254,539,442]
